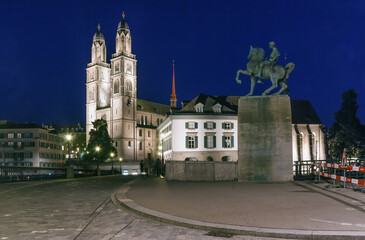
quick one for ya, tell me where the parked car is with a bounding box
[122,169,129,176]
[132,169,138,175]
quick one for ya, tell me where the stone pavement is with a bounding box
[0,176,286,240]
[115,177,365,239]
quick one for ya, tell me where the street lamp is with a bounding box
[110,152,115,175]
[66,134,72,167]
[119,157,123,174]
[95,146,101,176]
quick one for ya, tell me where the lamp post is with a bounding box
[1,142,5,166]
[66,134,72,167]
[110,152,115,175]
[119,157,123,174]
[95,146,100,176]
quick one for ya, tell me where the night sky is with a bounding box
[1,0,364,129]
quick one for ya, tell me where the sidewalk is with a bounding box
[114,177,365,239]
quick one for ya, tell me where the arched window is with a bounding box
[297,132,304,161]
[114,80,119,93]
[221,156,233,162]
[126,81,132,92]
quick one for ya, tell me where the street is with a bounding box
[0,176,286,240]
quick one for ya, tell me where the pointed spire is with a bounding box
[97,23,101,31]
[170,60,177,108]
[122,11,125,19]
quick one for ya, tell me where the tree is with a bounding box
[85,119,117,175]
[328,89,365,160]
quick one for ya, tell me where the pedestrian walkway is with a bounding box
[114,177,365,239]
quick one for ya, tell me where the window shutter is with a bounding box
[195,136,198,148]
[231,123,234,129]
[185,122,189,129]
[204,122,207,129]
[213,136,216,148]
[213,122,216,129]
[204,136,207,148]
[186,136,189,148]
[195,122,198,129]
[231,136,234,148]
[222,123,225,129]
[222,136,225,147]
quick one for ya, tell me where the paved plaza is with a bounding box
[0,176,286,240]
[117,177,365,239]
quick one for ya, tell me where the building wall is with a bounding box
[0,128,66,167]
[159,115,238,162]
[292,124,326,162]
[165,161,237,181]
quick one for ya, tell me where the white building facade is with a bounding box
[158,94,239,162]
[158,94,327,164]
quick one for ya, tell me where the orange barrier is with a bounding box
[313,171,365,186]
[315,162,365,173]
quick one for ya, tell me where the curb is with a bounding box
[113,179,365,240]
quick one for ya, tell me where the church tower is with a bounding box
[86,25,111,142]
[110,12,138,161]
[170,60,177,108]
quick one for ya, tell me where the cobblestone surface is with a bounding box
[0,176,289,240]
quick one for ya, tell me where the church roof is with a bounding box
[172,94,323,124]
[137,99,170,115]
[93,31,105,42]
[291,100,322,124]
[176,94,239,115]
[118,19,129,31]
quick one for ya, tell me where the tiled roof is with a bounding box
[174,94,322,125]
[176,94,239,115]
[291,100,322,124]
[137,99,170,115]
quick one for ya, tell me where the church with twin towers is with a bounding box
[86,13,174,162]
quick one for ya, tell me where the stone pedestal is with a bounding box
[238,95,292,182]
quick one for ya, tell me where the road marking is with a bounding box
[1,237,9,239]
[48,228,65,231]
[31,231,48,234]
[310,218,365,227]
[3,214,11,217]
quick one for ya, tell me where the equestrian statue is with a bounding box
[236,42,295,96]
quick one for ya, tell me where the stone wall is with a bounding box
[165,161,237,181]
[238,95,293,182]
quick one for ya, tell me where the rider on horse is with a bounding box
[257,41,280,83]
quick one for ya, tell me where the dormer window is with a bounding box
[194,103,204,113]
[212,103,222,113]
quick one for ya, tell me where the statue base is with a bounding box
[238,95,292,182]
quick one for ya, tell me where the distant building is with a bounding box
[85,16,170,162]
[157,94,327,163]
[0,121,66,167]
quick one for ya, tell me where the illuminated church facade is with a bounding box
[86,15,170,162]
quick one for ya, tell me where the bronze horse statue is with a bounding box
[236,46,295,96]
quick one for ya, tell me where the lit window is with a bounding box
[186,136,197,149]
[222,136,234,148]
[186,122,197,129]
[207,136,213,148]
[222,122,233,129]
[205,122,216,129]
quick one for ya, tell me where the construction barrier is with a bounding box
[313,161,365,187]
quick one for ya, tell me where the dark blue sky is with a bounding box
[0,0,364,128]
